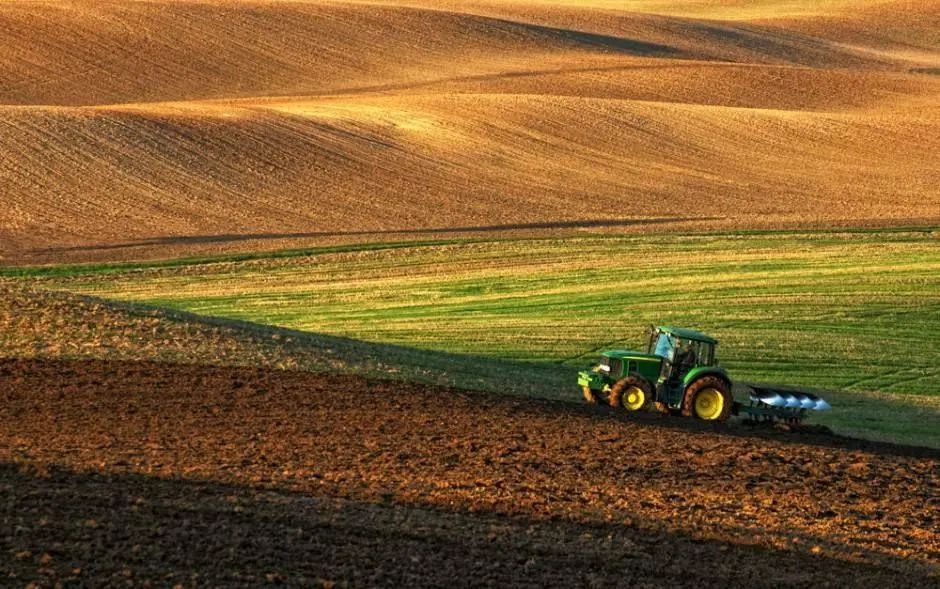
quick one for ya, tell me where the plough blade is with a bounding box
[757,392,785,407]
[739,384,831,422]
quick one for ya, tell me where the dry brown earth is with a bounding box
[1,1,938,264]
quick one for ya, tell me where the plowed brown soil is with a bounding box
[2,358,937,587]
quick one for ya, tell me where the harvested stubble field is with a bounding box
[2,358,938,587]
[1,0,938,264]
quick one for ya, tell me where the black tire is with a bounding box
[608,375,653,412]
[683,376,733,421]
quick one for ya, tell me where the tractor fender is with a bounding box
[608,373,655,410]
[611,371,656,397]
[682,366,731,390]
[626,371,655,389]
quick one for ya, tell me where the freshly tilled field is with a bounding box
[2,358,937,587]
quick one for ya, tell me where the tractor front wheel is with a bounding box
[683,376,732,422]
[608,375,652,412]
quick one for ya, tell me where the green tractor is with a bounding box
[578,326,830,422]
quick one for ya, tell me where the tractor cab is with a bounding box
[647,326,717,384]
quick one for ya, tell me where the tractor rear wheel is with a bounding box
[608,375,652,412]
[683,376,732,421]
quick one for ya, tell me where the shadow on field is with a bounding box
[2,462,925,588]
[504,19,686,57]
[30,217,704,255]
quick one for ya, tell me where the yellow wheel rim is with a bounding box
[694,388,724,420]
[623,386,645,411]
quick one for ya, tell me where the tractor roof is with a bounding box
[658,326,717,344]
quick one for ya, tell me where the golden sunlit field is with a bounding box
[1,0,938,263]
[1,2,939,587]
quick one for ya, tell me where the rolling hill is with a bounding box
[1,0,938,264]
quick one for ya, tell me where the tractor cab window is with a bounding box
[697,342,715,365]
[608,358,622,377]
[652,333,676,361]
[599,356,622,377]
[674,339,697,371]
[676,340,715,369]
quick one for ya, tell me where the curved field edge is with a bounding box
[0,283,569,399]
[3,229,939,448]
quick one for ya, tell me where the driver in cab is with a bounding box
[674,340,697,376]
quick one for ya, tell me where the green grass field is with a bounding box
[20,229,940,446]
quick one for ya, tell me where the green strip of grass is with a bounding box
[23,230,940,446]
[4,226,934,278]
[0,238,479,279]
